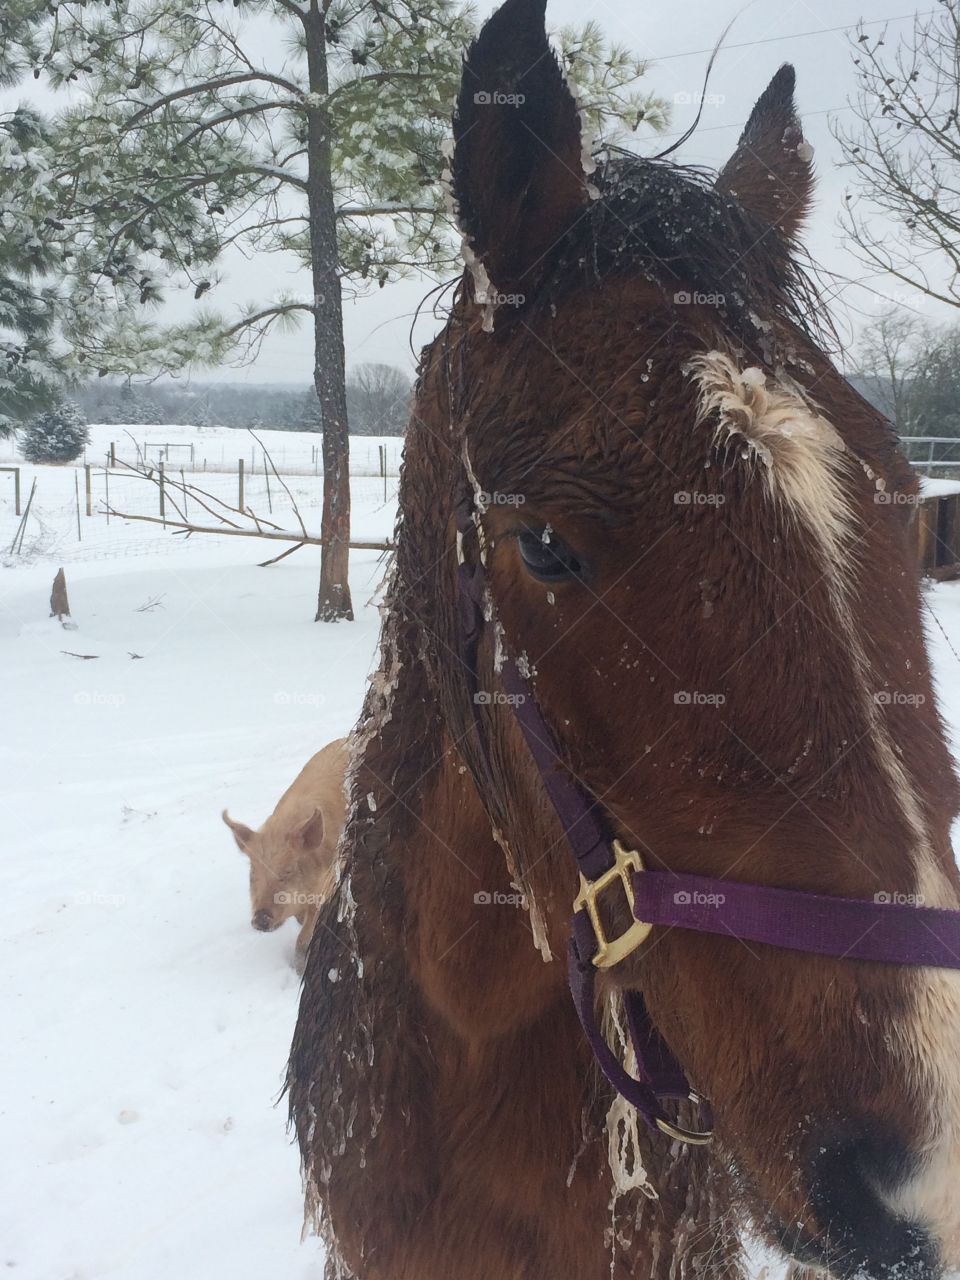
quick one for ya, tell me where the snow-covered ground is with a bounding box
[1,430,395,1280]
[4,426,960,1279]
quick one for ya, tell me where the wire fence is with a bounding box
[1,459,397,566]
[0,426,405,479]
[902,437,960,475]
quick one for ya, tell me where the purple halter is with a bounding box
[455,497,960,1144]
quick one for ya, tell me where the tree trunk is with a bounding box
[304,8,353,622]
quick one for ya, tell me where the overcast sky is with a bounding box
[330,0,945,387]
[7,1,945,384]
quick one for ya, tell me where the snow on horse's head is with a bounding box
[289,1,960,1276]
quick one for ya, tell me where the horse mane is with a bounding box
[550,152,834,357]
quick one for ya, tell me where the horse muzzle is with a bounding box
[791,1130,942,1280]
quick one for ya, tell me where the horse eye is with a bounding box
[516,528,583,582]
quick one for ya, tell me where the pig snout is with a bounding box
[251,909,280,932]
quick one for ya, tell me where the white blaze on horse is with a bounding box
[287,1,960,1276]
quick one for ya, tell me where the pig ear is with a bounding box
[222,810,255,853]
[715,64,813,239]
[297,808,325,851]
[451,0,588,301]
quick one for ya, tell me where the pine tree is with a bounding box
[20,399,89,462]
[14,0,668,617]
[296,389,323,434]
[0,106,67,434]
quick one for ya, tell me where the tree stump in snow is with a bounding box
[50,567,71,621]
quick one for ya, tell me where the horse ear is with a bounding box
[451,0,588,302]
[715,64,813,238]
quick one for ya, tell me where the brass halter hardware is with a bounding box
[574,841,714,1145]
[656,1099,714,1146]
[573,839,654,969]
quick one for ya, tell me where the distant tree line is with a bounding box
[851,312,960,439]
[73,364,411,436]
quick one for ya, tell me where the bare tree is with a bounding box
[834,4,960,309]
[851,311,960,439]
[849,308,925,433]
[346,363,410,436]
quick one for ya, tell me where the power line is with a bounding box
[655,103,849,143]
[650,9,933,64]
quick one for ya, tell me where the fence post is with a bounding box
[109,441,116,468]
[159,460,166,527]
[84,464,92,516]
[104,465,110,525]
[238,457,245,511]
[74,471,82,541]
[14,466,20,516]
[379,444,387,502]
[10,477,37,554]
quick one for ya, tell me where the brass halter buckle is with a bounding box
[573,839,654,969]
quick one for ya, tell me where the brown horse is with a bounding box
[287,1,960,1276]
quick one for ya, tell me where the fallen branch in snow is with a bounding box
[106,437,394,559]
[103,508,393,552]
[62,651,99,660]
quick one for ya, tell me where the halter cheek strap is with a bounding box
[454,498,960,1146]
[455,500,712,1141]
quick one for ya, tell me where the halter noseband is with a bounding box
[454,494,960,1146]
